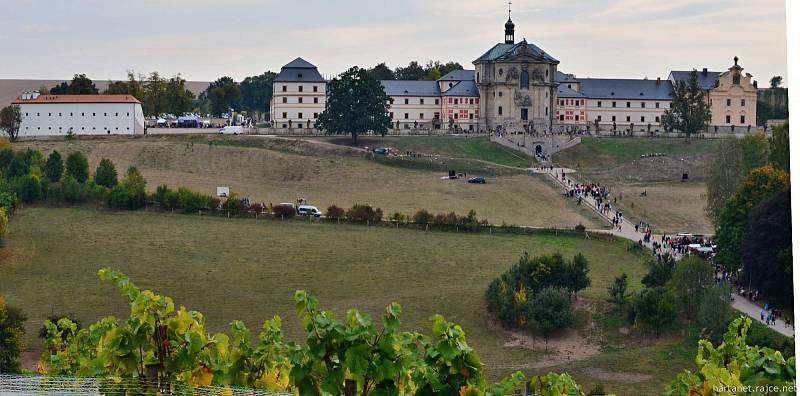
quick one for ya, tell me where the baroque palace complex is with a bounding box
[271,16,758,134]
[10,15,758,138]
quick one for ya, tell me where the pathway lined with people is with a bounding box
[529,166,795,338]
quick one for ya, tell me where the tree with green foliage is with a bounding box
[204,76,241,116]
[367,62,395,80]
[61,175,82,203]
[94,158,118,188]
[50,74,99,95]
[0,207,8,239]
[769,123,790,172]
[65,152,89,183]
[108,166,147,209]
[667,316,796,395]
[632,287,677,337]
[486,252,591,329]
[0,296,26,373]
[16,174,42,203]
[715,165,789,271]
[423,67,441,81]
[697,285,735,344]
[525,287,574,349]
[240,71,277,114]
[641,253,676,288]
[44,150,64,182]
[104,71,144,99]
[706,133,770,224]
[394,61,426,80]
[0,105,23,142]
[741,186,792,308]
[316,66,392,146]
[608,273,630,305]
[669,256,715,318]
[661,69,711,139]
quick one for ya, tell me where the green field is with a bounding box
[0,206,694,395]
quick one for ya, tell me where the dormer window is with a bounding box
[297,73,303,79]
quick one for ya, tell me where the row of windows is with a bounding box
[559,115,586,121]
[26,112,131,117]
[725,115,747,124]
[281,85,320,92]
[447,97,478,105]
[598,115,661,123]
[722,99,747,106]
[559,99,585,107]
[25,126,131,131]
[594,101,663,109]
[280,112,319,119]
[281,97,320,104]
[398,98,441,105]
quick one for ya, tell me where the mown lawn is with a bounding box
[0,206,687,394]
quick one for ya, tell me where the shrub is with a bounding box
[325,205,345,219]
[433,211,459,226]
[0,208,8,240]
[607,273,629,305]
[82,180,107,203]
[389,211,406,223]
[176,187,208,213]
[486,252,591,329]
[65,152,89,183]
[94,158,118,188]
[525,286,574,345]
[154,185,172,208]
[0,296,26,373]
[107,168,147,210]
[346,204,382,223]
[222,193,243,215]
[44,150,64,182]
[62,176,83,203]
[16,174,42,203]
[632,287,677,337]
[272,203,296,218]
[412,209,434,224]
[44,181,63,202]
[574,223,586,232]
[207,196,221,211]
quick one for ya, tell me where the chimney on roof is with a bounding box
[702,68,708,76]
[656,77,661,86]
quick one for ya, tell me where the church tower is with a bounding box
[504,6,515,44]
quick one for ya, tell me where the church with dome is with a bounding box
[473,15,559,132]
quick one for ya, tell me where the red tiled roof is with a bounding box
[12,94,141,104]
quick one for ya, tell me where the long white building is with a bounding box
[12,92,144,137]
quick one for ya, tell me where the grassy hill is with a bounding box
[0,207,692,395]
[553,137,716,234]
[17,135,603,228]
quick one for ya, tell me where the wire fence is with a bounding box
[0,374,292,396]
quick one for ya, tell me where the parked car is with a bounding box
[373,147,391,155]
[297,205,322,217]
[468,176,486,184]
[219,125,243,135]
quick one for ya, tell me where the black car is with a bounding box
[468,176,486,184]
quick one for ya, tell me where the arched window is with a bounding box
[520,70,529,89]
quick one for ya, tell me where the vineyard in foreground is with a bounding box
[31,268,797,396]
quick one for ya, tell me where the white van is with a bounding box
[219,125,243,135]
[297,205,322,217]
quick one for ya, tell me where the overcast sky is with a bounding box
[0,0,788,85]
